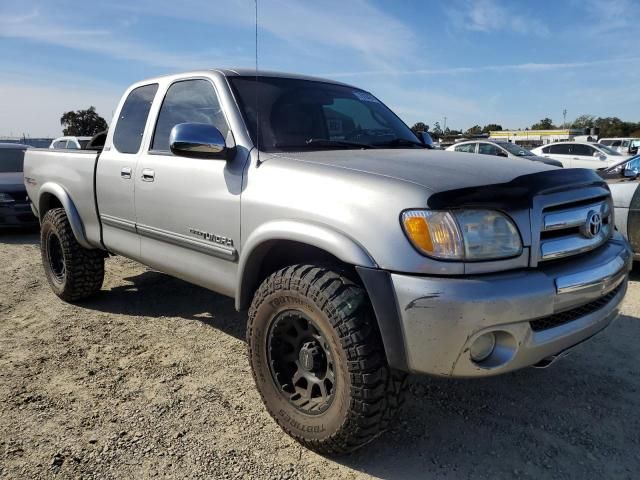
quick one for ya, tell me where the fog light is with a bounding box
[470,332,496,362]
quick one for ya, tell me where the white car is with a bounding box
[530,141,630,169]
[446,140,563,167]
[49,136,93,150]
[599,138,640,155]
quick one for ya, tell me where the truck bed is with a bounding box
[24,148,102,247]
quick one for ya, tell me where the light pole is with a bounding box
[563,109,567,129]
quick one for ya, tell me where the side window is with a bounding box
[66,140,78,150]
[542,146,550,154]
[113,83,159,154]
[478,143,499,156]
[550,143,571,155]
[610,140,622,147]
[53,140,66,149]
[573,144,594,156]
[151,79,229,152]
[455,143,476,153]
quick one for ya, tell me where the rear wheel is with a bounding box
[247,264,407,454]
[41,208,105,301]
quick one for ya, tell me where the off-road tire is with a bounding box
[40,208,105,302]
[247,264,407,455]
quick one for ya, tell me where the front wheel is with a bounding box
[40,208,105,302]
[247,265,406,454]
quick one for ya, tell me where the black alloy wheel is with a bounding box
[267,310,336,414]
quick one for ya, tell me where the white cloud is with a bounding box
[580,0,639,33]
[319,56,640,78]
[0,13,239,70]
[448,0,549,36]
[0,0,416,73]
[107,0,416,71]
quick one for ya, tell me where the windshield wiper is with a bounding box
[303,138,374,149]
[373,138,427,148]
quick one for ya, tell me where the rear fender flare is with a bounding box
[38,182,93,250]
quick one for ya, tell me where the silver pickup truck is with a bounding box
[25,69,632,454]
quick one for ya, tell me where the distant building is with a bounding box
[489,129,596,148]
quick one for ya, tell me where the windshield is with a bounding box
[497,142,534,156]
[0,148,26,172]
[228,76,421,151]
[597,144,621,155]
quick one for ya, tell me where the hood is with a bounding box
[0,172,26,192]
[266,149,555,194]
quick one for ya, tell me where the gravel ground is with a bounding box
[1,230,639,479]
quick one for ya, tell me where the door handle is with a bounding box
[141,168,155,182]
[121,167,132,179]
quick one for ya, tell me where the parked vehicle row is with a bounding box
[0,143,39,228]
[23,69,632,453]
[599,137,640,156]
[445,139,563,167]
[530,141,630,168]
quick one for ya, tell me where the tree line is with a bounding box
[411,116,640,139]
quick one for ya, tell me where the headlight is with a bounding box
[401,209,522,261]
[0,193,15,204]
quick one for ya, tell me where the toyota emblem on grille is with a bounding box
[582,210,602,238]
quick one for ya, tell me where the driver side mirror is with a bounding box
[169,122,231,159]
[593,151,606,160]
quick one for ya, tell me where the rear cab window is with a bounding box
[113,83,159,154]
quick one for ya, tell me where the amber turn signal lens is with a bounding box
[403,216,434,253]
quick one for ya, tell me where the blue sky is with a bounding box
[0,0,638,137]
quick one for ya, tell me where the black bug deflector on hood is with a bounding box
[426,168,608,210]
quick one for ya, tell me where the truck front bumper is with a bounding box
[359,235,632,377]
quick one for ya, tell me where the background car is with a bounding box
[445,140,563,167]
[531,141,630,168]
[598,154,640,259]
[49,136,93,149]
[0,143,38,229]
[599,137,640,155]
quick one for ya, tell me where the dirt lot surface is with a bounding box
[1,230,639,479]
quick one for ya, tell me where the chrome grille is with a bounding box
[538,196,612,262]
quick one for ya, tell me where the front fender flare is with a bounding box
[235,220,377,311]
[38,182,93,250]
